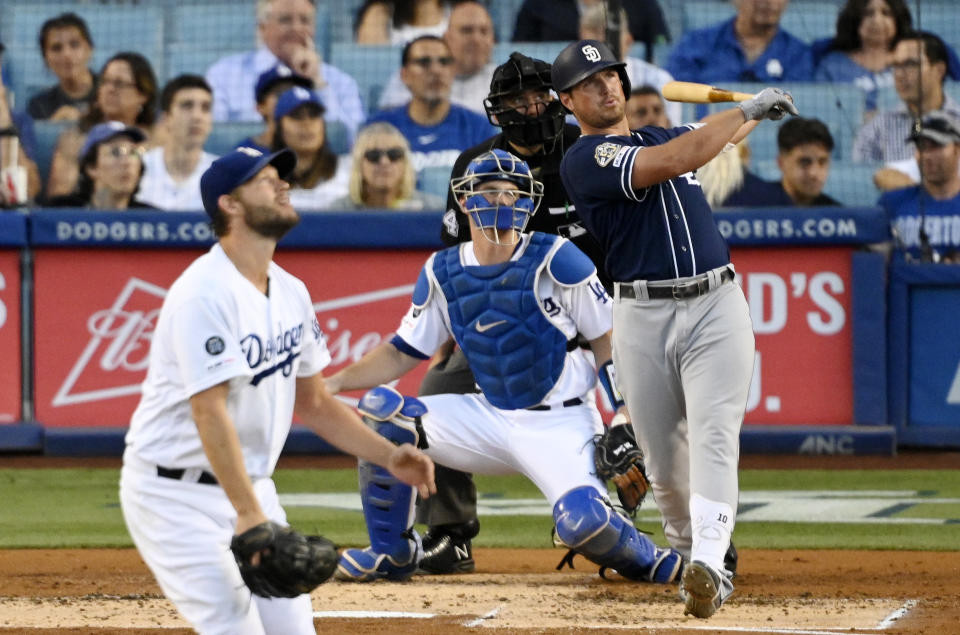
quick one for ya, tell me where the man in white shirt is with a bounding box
[120,147,435,634]
[205,0,364,144]
[137,75,217,211]
[378,1,497,114]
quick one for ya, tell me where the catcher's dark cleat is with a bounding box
[417,519,479,574]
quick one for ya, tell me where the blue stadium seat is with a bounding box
[489,0,525,42]
[418,165,453,201]
[1,3,165,103]
[330,43,402,116]
[694,82,866,162]
[326,119,351,155]
[328,0,365,44]
[493,41,568,67]
[169,4,257,50]
[682,1,838,44]
[32,120,69,189]
[205,121,263,156]
[824,161,882,207]
[165,44,241,83]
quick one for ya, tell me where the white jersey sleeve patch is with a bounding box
[170,296,253,398]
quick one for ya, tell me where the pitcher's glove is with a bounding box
[230,521,338,598]
[593,421,650,515]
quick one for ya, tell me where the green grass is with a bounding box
[1,467,958,550]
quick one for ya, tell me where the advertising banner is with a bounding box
[32,244,857,428]
[732,247,853,425]
[32,248,432,427]
[0,251,21,423]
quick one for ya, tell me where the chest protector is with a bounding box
[432,233,568,409]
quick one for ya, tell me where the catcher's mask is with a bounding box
[451,149,543,246]
[484,52,566,153]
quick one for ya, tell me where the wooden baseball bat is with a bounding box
[661,81,755,104]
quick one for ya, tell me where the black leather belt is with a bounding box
[157,465,219,485]
[527,397,583,411]
[618,268,734,300]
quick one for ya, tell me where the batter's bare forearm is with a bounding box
[631,108,747,188]
[327,341,421,393]
[190,384,265,532]
[587,332,613,368]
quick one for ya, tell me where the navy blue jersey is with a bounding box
[559,125,731,282]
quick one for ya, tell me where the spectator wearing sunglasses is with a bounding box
[330,121,443,210]
[366,35,495,183]
[46,121,153,210]
[271,86,351,210]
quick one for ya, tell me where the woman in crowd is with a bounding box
[271,86,350,210]
[45,121,152,210]
[814,0,912,113]
[27,13,96,122]
[45,52,157,199]
[355,0,450,45]
[329,122,443,210]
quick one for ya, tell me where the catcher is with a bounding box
[325,149,682,585]
[120,148,435,634]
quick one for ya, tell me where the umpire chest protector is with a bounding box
[432,233,568,409]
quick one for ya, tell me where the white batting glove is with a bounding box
[739,87,799,121]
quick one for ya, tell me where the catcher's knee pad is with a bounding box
[356,385,426,565]
[553,486,682,584]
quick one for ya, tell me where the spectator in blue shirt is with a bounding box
[723,117,841,207]
[234,63,314,153]
[666,0,813,84]
[881,112,960,263]
[814,0,912,113]
[0,43,44,204]
[366,35,494,179]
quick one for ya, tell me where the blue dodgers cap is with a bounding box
[79,121,146,159]
[200,147,296,217]
[254,63,314,103]
[274,86,325,120]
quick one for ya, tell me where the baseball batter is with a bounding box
[119,147,434,634]
[551,40,798,618]
[325,149,683,586]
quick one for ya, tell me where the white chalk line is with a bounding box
[463,604,503,627]
[313,610,435,619]
[877,599,918,629]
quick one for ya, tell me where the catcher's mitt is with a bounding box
[593,422,650,514]
[230,521,338,598]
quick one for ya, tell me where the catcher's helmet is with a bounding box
[451,149,543,245]
[551,39,631,97]
[484,52,566,151]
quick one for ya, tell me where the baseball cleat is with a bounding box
[680,560,734,618]
[417,519,480,575]
[335,547,419,582]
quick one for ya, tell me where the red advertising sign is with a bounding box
[32,245,854,428]
[732,247,853,425]
[0,251,21,423]
[33,248,432,427]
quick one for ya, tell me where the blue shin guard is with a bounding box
[553,486,683,584]
[336,386,427,582]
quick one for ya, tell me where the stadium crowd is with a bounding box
[0,0,957,256]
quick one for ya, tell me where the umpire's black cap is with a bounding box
[551,39,630,96]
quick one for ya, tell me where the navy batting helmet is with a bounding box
[551,39,630,97]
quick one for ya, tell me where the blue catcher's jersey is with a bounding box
[559,126,732,282]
